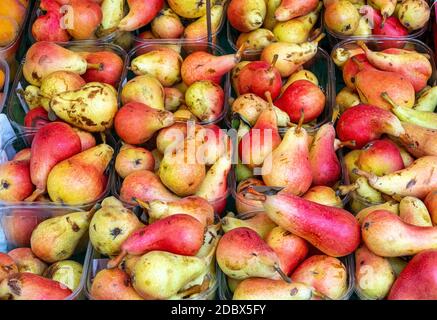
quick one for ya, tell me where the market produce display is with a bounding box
[0,0,437,302]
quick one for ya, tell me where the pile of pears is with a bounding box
[323,0,431,37]
[227,0,323,54]
[0,205,98,300]
[86,196,220,300]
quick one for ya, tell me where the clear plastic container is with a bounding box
[110,138,231,217]
[84,245,218,300]
[0,204,92,300]
[133,0,228,54]
[27,0,128,47]
[0,131,116,210]
[217,246,355,300]
[224,48,336,135]
[0,59,10,113]
[0,1,31,65]
[6,42,129,133]
[127,41,231,126]
[226,14,323,61]
[323,2,431,48]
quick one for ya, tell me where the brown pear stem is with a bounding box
[274,264,291,283]
[310,31,326,44]
[331,105,340,123]
[380,92,397,109]
[235,43,246,63]
[352,168,377,182]
[269,54,279,71]
[296,109,305,133]
[245,187,267,201]
[381,14,388,28]
[87,63,103,71]
[337,140,356,148]
[87,203,102,219]
[264,91,273,107]
[100,132,107,145]
[134,197,150,210]
[351,56,365,71]
[337,183,359,195]
[106,250,127,269]
[356,40,369,52]
[24,188,46,202]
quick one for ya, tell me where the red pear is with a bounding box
[336,104,405,149]
[13,149,31,162]
[32,0,70,42]
[90,268,143,300]
[1,210,41,247]
[80,51,124,87]
[274,80,325,124]
[342,54,375,90]
[107,214,205,268]
[118,0,164,32]
[0,160,34,202]
[23,107,50,131]
[0,253,18,282]
[66,0,102,40]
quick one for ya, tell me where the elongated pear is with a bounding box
[399,122,437,157]
[273,2,322,43]
[355,245,395,300]
[355,156,437,199]
[262,192,360,257]
[414,86,437,112]
[118,0,164,31]
[262,125,312,196]
[120,170,179,204]
[399,196,432,227]
[47,144,113,205]
[132,251,207,299]
[89,197,144,257]
[275,0,319,21]
[362,210,437,257]
[216,227,286,280]
[233,279,312,300]
[131,49,182,87]
[31,206,98,263]
[261,33,324,77]
[0,273,72,300]
[222,211,277,239]
[50,82,118,132]
[137,196,214,226]
[27,122,82,201]
[23,42,89,86]
[309,123,341,186]
[358,41,432,92]
[184,5,223,41]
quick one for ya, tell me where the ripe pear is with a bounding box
[167,0,207,18]
[353,15,372,36]
[115,144,155,179]
[132,251,207,299]
[236,29,276,52]
[273,2,322,44]
[282,69,319,93]
[50,82,118,132]
[118,0,164,31]
[414,86,437,112]
[185,80,224,123]
[336,87,360,112]
[89,197,144,257]
[90,268,143,300]
[227,0,267,33]
[234,278,312,300]
[303,186,343,208]
[43,260,83,291]
[399,196,432,227]
[47,144,113,205]
[368,0,397,22]
[275,0,319,21]
[151,8,184,39]
[396,0,430,31]
[0,253,17,282]
[184,5,223,42]
[222,211,277,239]
[31,206,99,263]
[263,0,281,30]
[100,0,124,31]
[121,75,165,110]
[324,0,360,35]
[8,248,47,275]
[131,48,183,87]
[355,201,399,226]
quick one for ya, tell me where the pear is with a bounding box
[50,82,118,132]
[399,122,437,158]
[227,0,266,33]
[0,253,17,282]
[31,206,99,263]
[324,0,360,35]
[261,33,325,77]
[131,49,183,87]
[399,196,432,227]
[282,69,319,93]
[222,211,277,239]
[236,29,276,52]
[167,0,207,18]
[7,248,47,275]
[132,251,207,299]
[47,144,114,205]
[353,15,372,36]
[336,87,360,112]
[121,75,165,110]
[0,273,72,300]
[262,124,313,196]
[185,80,224,123]
[184,5,223,42]
[22,85,42,110]
[233,278,312,300]
[89,197,144,257]
[339,177,384,204]
[414,86,437,112]
[118,0,164,31]
[303,186,343,208]
[23,42,89,86]
[396,0,430,31]
[355,201,399,226]
[115,144,155,178]
[151,8,184,39]
[273,2,322,44]
[368,0,397,22]
[263,0,281,30]
[90,268,143,300]
[43,260,83,291]
[39,71,86,111]
[159,139,206,197]
[100,0,125,31]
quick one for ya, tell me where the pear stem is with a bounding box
[381,14,387,28]
[337,140,356,149]
[296,109,305,133]
[106,250,127,269]
[356,40,368,53]
[87,63,103,71]
[264,91,273,108]
[244,187,267,201]
[352,168,377,183]
[310,31,326,44]
[134,197,150,210]
[380,92,397,109]
[337,183,359,195]
[24,188,46,202]
[235,42,246,63]
[274,264,291,283]
[100,132,107,145]
[331,105,340,123]
[351,56,365,71]
[87,203,101,219]
[269,54,279,71]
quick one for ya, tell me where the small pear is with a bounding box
[90,268,143,300]
[222,211,277,239]
[324,0,360,35]
[47,144,113,205]
[130,48,183,87]
[227,0,267,33]
[0,253,17,282]
[396,0,430,31]
[121,75,165,110]
[303,186,343,208]
[7,248,47,275]
[31,206,99,263]
[89,197,144,257]
[115,144,155,179]
[399,196,432,227]
[263,0,281,30]
[355,201,399,225]
[50,82,118,132]
[43,260,83,291]
[353,15,372,36]
[236,28,276,52]
[336,87,360,113]
[185,80,224,123]
[167,0,207,18]
[184,5,223,42]
[233,278,312,300]
[368,0,397,22]
[151,8,184,39]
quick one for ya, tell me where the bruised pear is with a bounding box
[185,80,224,123]
[43,260,83,291]
[121,75,165,110]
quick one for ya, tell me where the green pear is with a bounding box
[414,86,437,112]
[89,197,144,257]
[132,251,207,299]
[30,206,99,263]
[43,260,83,291]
